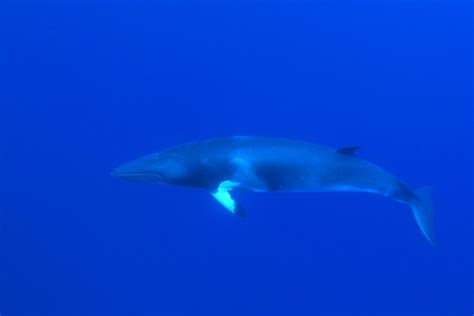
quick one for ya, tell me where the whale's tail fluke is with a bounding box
[411,187,436,246]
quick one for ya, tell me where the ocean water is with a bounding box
[1,1,472,315]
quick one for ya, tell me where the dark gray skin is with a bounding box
[112,136,435,245]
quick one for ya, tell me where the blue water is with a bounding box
[1,2,472,315]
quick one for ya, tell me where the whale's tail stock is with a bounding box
[411,187,436,246]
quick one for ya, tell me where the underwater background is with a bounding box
[1,1,472,315]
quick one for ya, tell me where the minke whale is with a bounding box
[112,137,435,245]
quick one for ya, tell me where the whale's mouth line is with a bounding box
[111,171,163,181]
[114,172,149,176]
[113,172,146,176]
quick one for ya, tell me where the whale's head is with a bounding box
[111,152,188,184]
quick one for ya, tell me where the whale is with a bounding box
[112,136,435,245]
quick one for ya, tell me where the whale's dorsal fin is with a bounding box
[337,146,360,156]
[211,181,246,218]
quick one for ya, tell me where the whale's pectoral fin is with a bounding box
[211,181,246,218]
[337,146,360,155]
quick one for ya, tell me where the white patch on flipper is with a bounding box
[212,190,236,213]
[211,181,240,213]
